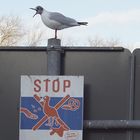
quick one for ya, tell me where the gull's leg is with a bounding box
[55,29,57,39]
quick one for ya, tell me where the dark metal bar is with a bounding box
[47,38,62,75]
[61,46,124,52]
[0,47,48,51]
[0,46,124,52]
[129,53,135,120]
[84,120,140,129]
[127,53,135,140]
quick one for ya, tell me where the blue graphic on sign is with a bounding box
[20,94,83,137]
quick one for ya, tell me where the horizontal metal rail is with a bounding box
[0,47,124,52]
[84,120,140,129]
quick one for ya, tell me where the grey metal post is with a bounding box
[47,38,61,75]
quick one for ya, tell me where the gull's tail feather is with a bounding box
[77,22,88,25]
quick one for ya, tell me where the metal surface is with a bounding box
[128,53,135,140]
[84,120,140,129]
[63,49,131,140]
[62,46,124,51]
[0,46,124,51]
[63,49,131,119]
[0,51,48,140]
[0,44,139,140]
[132,49,140,140]
[47,38,61,75]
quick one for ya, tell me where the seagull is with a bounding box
[30,6,88,39]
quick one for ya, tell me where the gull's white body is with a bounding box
[41,9,79,30]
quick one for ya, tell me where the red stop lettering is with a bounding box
[63,80,71,92]
[52,79,60,92]
[34,79,41,92]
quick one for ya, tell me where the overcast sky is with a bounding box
[1,0,140,50]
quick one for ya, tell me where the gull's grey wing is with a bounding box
[49,12,79,26]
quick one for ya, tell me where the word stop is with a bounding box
[34,79,71,93]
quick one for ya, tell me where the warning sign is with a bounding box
[19,76,84,140]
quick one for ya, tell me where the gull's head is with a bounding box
[30,6,44,17]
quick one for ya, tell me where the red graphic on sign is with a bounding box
[33,94,71,137]
[62,97,80,111]
[20,107,38,120]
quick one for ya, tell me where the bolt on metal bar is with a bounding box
[84,120,140,129]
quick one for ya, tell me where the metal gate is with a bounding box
[0,39,140,140]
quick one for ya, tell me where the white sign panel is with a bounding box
[19,76,84,140]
